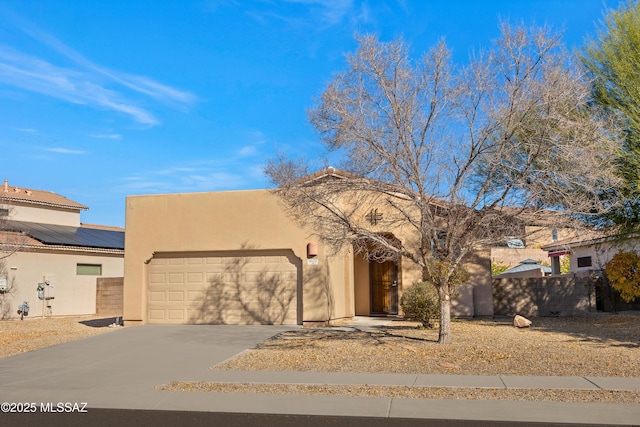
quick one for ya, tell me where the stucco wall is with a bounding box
[5,203,81,226]
[353,253,370,315]
[569,239,640,273]
[491,247,549,268]
[493,275,593,317]
[124,190,346,325]
[2,251,124,318]
[96,277,124,316]
[354,247,492,318]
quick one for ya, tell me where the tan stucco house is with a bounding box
[0,181,124,319]
[123,176,493,326]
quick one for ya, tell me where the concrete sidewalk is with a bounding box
[0,324,638,425]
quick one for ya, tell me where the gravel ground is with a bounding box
[161,313,640,403]
[0,316,120,358]
[159,382,640,404]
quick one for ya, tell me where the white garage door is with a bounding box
[148,251,300,325]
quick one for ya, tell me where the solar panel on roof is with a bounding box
[5,221,124,250]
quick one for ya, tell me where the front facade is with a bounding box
[123,188,493,326]
[543,233,640,275]
[0,181,124,318]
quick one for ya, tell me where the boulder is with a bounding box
[514,315,532,328]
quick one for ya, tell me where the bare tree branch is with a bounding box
[267,25,623,344]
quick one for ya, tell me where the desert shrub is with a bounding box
[400,281,440,328]
[605,250,640,302]
[491,261,510,276]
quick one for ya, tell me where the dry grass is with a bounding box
[216,314,640,377]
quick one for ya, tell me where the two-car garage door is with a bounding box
[147,250,300,325]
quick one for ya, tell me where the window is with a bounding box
[577,257,592,268]
[77,264,102,276]
[0,208,8,217]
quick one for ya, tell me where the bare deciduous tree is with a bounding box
[0,206,23,319]
[266,23,622,344]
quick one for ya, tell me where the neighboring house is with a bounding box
[123,169,494,326]
[491,208,576,272]
[0,180,124,319]
[494,258,552,279]
[542,232,640,275]
[542,232,640,311]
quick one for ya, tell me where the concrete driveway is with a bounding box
[2,323,639,426]
[0,324,296,410]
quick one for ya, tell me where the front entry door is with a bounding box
[370,260,398,315]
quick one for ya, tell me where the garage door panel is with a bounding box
[168,291,184,301]
[149,273,166,284]
[149,309,166,320]
[187,290,203,301]
[245,272,264,282]
[187,272,204,284]
[205,272,223,282]
[224,273,240,282]
[149,291,166,301]
[168,273,185,284]
[148,251,299,325]
[167,309,185,320]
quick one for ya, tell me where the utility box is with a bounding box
[44,276,56,300]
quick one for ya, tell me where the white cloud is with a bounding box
[0,46,161,126]
[238,145,257,156]
[117,128,276,194]
[89,133,122,140]
[284,0,353,25]
[118,158,269,195]
[247,0,354,29]
[44,147,85,154]
[0,10,196,126]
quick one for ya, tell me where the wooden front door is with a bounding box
[370,260,398,315]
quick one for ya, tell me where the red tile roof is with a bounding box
[0,180,88,211]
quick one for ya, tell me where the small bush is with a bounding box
[400,281,440,328]
[605,250,640,303]
[491,261,510,276]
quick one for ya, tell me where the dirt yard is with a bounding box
[0,315,120,359]
[216,313,640,377]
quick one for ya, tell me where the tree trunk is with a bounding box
[438,285,452,344]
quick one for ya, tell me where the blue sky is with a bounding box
[0,0,620,227]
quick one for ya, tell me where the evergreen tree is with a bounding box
[581,1,640,228]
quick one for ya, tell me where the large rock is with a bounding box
[514,315,532,328]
